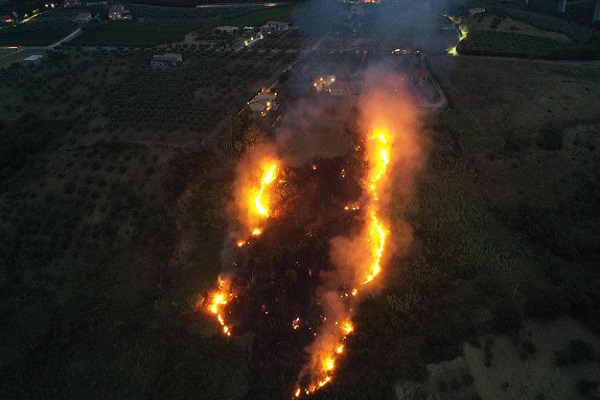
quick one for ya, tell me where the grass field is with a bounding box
[0,49,46,68]
[0,18,77,46]
[69,21,196,46]
[467,15,571,42]
[225,3,298,27]
[0,29,74,46]
[458,31,577,59]
[429,56,600,139]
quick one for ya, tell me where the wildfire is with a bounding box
[253,164,278,218]
[295,82,412,397]
[361,124,393,284]
[208,278,232,337]
[206,150,281,337]
[203,74,422,399]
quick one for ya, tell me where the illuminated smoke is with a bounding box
[295,68,425,396]
[203,66,425,398]
[207,143,282,338]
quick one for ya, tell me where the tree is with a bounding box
[224,115,243,151]
[243,124,266,148]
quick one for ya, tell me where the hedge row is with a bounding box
[458,31,600,59]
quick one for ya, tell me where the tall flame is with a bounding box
[295,72,422,397]
[206,147,281,336]
[253,164,278,218]
[363,125,392,284]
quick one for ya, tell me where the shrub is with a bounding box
[63,180,76,194]
[569,339,596,363]
[576,380,598,397]
[536,128,564,150]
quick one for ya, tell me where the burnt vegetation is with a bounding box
[1,0,600,399]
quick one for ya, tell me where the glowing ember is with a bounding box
[208,279,232,337]
[342,320,354,335]
[292,317,301,330]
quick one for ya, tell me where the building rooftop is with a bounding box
[23,55,44,62]
[152,53,182,62]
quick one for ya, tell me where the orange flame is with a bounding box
[206,148,282,337]
[208,278,232,337]
[253,164,278,218]
[295,74,423,397]
[295,125,393,395]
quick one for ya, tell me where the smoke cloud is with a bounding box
[293,65,427,393]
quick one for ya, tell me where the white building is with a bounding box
[249,89,277,116]
[22,55,44,66]
[75,12,92,23]
[150,53,182,69]
[215,26,239,34]
[260,21,290,34]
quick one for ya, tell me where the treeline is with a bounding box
[493,6,600,44]
[458,5,600,59]
[458,30,600,59]
[526,0,598,23]
[0,0,46,15]
[128,0,197,7]
[0,18,77,46]
[65,21,199,46]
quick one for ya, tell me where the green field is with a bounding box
[0,49,47,68]
[0,18,77,46]
[69,21,196,46]
[457,4,600,59]
[225,4,298,27]
[458,31,582,59]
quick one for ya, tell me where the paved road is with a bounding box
[49,28,81,48]
[0,27,82,63]
[196,1,291,8]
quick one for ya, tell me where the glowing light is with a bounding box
[447,18,468,56]
[342,320,354,335]
[292,317,300,330]
[206,153,281,339]
[208,279,232,337]
[324,357,335,372]
[363,210,388,284]
[295,103,397,398]
[253,164,278,218]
